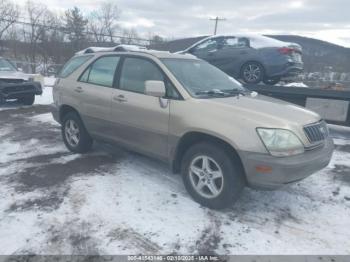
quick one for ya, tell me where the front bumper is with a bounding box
[0,81,42,99]
[239,137,334,189]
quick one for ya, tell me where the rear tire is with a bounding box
[19,94,35,105]
[241,62,264,84]
[61,112,93,153]
[181,142,245,209]
[263,76,281,85]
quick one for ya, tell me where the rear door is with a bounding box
[110,56,174,159]
[77,55,120,139]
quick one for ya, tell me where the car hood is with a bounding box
[0,71,29,81]
[202,92,320,127]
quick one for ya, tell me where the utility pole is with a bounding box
[209,16,226,35]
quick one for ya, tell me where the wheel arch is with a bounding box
[59,104,81,123]
[172,131,246,180]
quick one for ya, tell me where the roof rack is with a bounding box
[75,44,148,55]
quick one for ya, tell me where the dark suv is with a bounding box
[180,34,303,85]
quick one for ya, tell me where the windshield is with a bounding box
[0,58,17,72]
[161,58,246,98]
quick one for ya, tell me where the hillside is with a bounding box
[150,35,350,73]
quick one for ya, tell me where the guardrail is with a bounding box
[245,84,350,127]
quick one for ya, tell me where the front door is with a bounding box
[110,56,170,159]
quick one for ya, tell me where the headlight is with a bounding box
[257,128,304,157]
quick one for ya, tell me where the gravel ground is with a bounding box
[0,88,350,255]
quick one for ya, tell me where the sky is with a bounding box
[16,0,350,47]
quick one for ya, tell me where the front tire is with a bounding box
[62,112,93,153]
[181,142,245,209]
[241,62,264,84]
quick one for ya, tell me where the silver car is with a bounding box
[52,49,333,209]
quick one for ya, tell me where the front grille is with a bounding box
[304,121,329,144]
[2,84,34,95]
[0,78,24,84]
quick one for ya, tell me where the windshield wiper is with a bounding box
[195,89,227,96]
[222,89,251,96]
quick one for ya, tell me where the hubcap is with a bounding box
[189,156,224,199]
[64,119,80,147]
[243,64,261,82]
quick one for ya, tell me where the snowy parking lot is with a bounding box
[0,86,350,255]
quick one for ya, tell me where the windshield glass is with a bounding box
[0,58,17,72]
[161,58,245,98]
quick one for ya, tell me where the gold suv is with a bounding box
[52,48,334,209]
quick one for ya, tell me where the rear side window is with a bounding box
[119,57,163,94]
[59,55,92,78]
[80,56,120,87]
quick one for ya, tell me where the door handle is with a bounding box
[113,94,127,103]
[74,86,83,93]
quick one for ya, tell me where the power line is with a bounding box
[209,16,226,35]
[0,17,151,43]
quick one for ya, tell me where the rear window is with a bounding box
[59,55,93,78]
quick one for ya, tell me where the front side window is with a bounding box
[161,58,245,98]
[59,55,92,78]
[119,57,164,94]
[82,56,120,87]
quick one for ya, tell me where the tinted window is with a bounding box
[86,56,120,87]
[59,55,92,78]
[119,58,163,94]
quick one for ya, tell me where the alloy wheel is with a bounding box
[189,155,224,199]
[243,64,262,82]
[64,119,80,147]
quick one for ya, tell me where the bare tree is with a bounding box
[89,2,120,43]
[148,33,165,45]
[121,28,140,45]
[22,0,48,73]
[0,0,20,51]
[40,12,65,73]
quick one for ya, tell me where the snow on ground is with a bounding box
[284,82,309,88]
[0,98,350,255]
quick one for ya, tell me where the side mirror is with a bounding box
[145,80,166,97]
[17,67,23,72]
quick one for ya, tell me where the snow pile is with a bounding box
[35,86,53,105]
[284,82,309,88]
